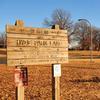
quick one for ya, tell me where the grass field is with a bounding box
[69,50,100,56]
[0,49,100,99]
[0,48,100,63]
[0,62,100,99]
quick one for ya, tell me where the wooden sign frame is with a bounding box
[6,20,68,66]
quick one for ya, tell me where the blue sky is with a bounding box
[0,0,100,32]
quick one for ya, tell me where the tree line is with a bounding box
[0,32,6,48]
[0,8,100,50]
[43,9,100,51]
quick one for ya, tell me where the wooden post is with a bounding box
[55,77,60,100]
[16,86,24,100]
[15,20,24,27]
[53,64,61,100]
[15,66,24,100]
[52,24,60,30]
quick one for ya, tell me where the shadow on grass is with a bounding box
[70,76,100,83]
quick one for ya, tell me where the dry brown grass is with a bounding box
[69,50,100,56]
[0,49,100,99]
[0,61,100,99]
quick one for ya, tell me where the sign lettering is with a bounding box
[6,21,68,66]
[16,40,30,46]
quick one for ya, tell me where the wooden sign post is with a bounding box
[6,20,68,66]
[15,66,24,100]
[6,20,68,99]
[15,66,28,100]
[53,64,61,100]
[17,86,24,100]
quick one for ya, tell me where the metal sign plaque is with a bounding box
[53,64,61,77]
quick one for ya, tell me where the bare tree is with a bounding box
[92,28,100,51]
[73,21,91,50]
[73,21,100,51]
[43,9,73,43]
[0,32,6,48]
[43,9,100,50]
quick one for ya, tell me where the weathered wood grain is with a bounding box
[7,47,68,52]
[7,51,68,59]
[6,24,68,66]
[7,38,67,48]
[6,25,67,36]
[7,58,68,66]
[7,33,67,40]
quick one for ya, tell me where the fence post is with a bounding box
[53,64,61,100]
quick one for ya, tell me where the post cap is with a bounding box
[15,20,24,27]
